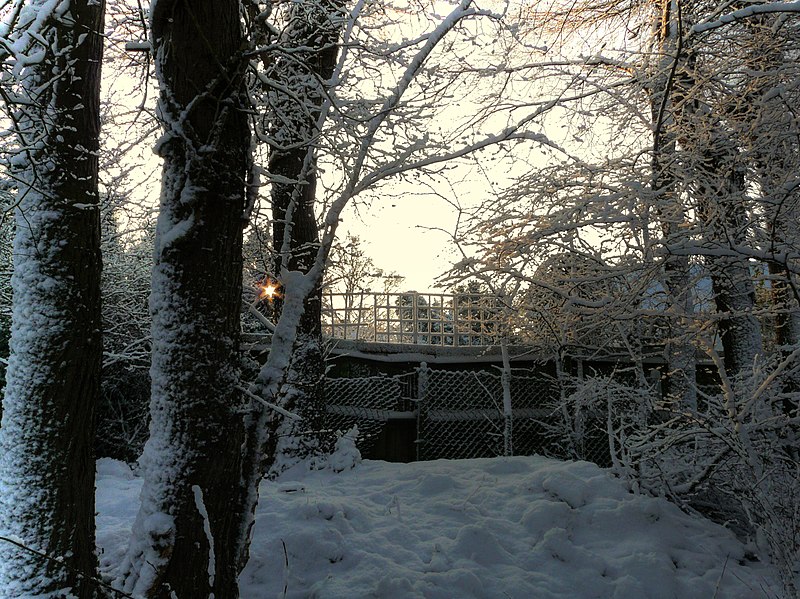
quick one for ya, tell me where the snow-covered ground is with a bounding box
[96,449,781,599]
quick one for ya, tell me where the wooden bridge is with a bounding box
[243,289,673,366]
[319,289,671,360]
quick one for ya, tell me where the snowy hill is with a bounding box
[96,454,779,598]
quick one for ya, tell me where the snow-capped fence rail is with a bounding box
[321,291,503,346]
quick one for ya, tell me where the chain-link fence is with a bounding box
[415,367,610,462]
[324,366,618,465]
[417,368,507,460]
[324,376,404,456]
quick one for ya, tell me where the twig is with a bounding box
[711,554,729,599]
[237,385,302,421]
[281,538,289,599]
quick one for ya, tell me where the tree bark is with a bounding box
[0,1,105,597]
[649,0,697,410]
[671,29,763,378]
[738,16,800,399]
[118,1,249,597]
[262,0,345,474]
[695,142,763,376]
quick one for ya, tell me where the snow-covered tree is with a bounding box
[446,5,800,594]
[0,0,106,596]
[116,1,251,596]
[453,0,800,387]
[0,190,13,406]
[247,0,348,471]
[236,0,545,575]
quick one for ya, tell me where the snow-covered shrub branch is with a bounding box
[626,356,800,597]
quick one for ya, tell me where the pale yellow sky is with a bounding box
[340,189,463,292]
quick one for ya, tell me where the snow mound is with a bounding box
[97,458,135,481]
[95,456,780,598]
[326,427,362,473]
[95,459,142,580]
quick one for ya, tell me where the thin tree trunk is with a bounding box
[262,0,345,474]
[0,1,105,597]
[697,146,762,376]
[118,2,249,597]
[649,0,696,410]
[233,4,347,573]
[670,21,762,379]
[267,142,326,472]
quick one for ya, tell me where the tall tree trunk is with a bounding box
[737,16,800,398]
[262,0,345,474]
[649,0,696,409]
[0,1,105,597]
[671,24,763,378]
[117,2,249,597]
[696,143,762,376]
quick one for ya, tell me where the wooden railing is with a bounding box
[321,291,503,346]
[320,291,674,350]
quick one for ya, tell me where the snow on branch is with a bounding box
[237,385,302,422]
[339,0,487,202]
[0,0,71,74]
[693,1,800,33]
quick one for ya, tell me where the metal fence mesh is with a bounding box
[416,368,585,461]
[324,376,403,455]
[324,367,616,465]
[418,369,504,460]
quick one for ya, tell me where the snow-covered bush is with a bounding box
[545,372,656,470]
[626,356,800,597]
[325,427,362,473]
[552,363,799,596]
